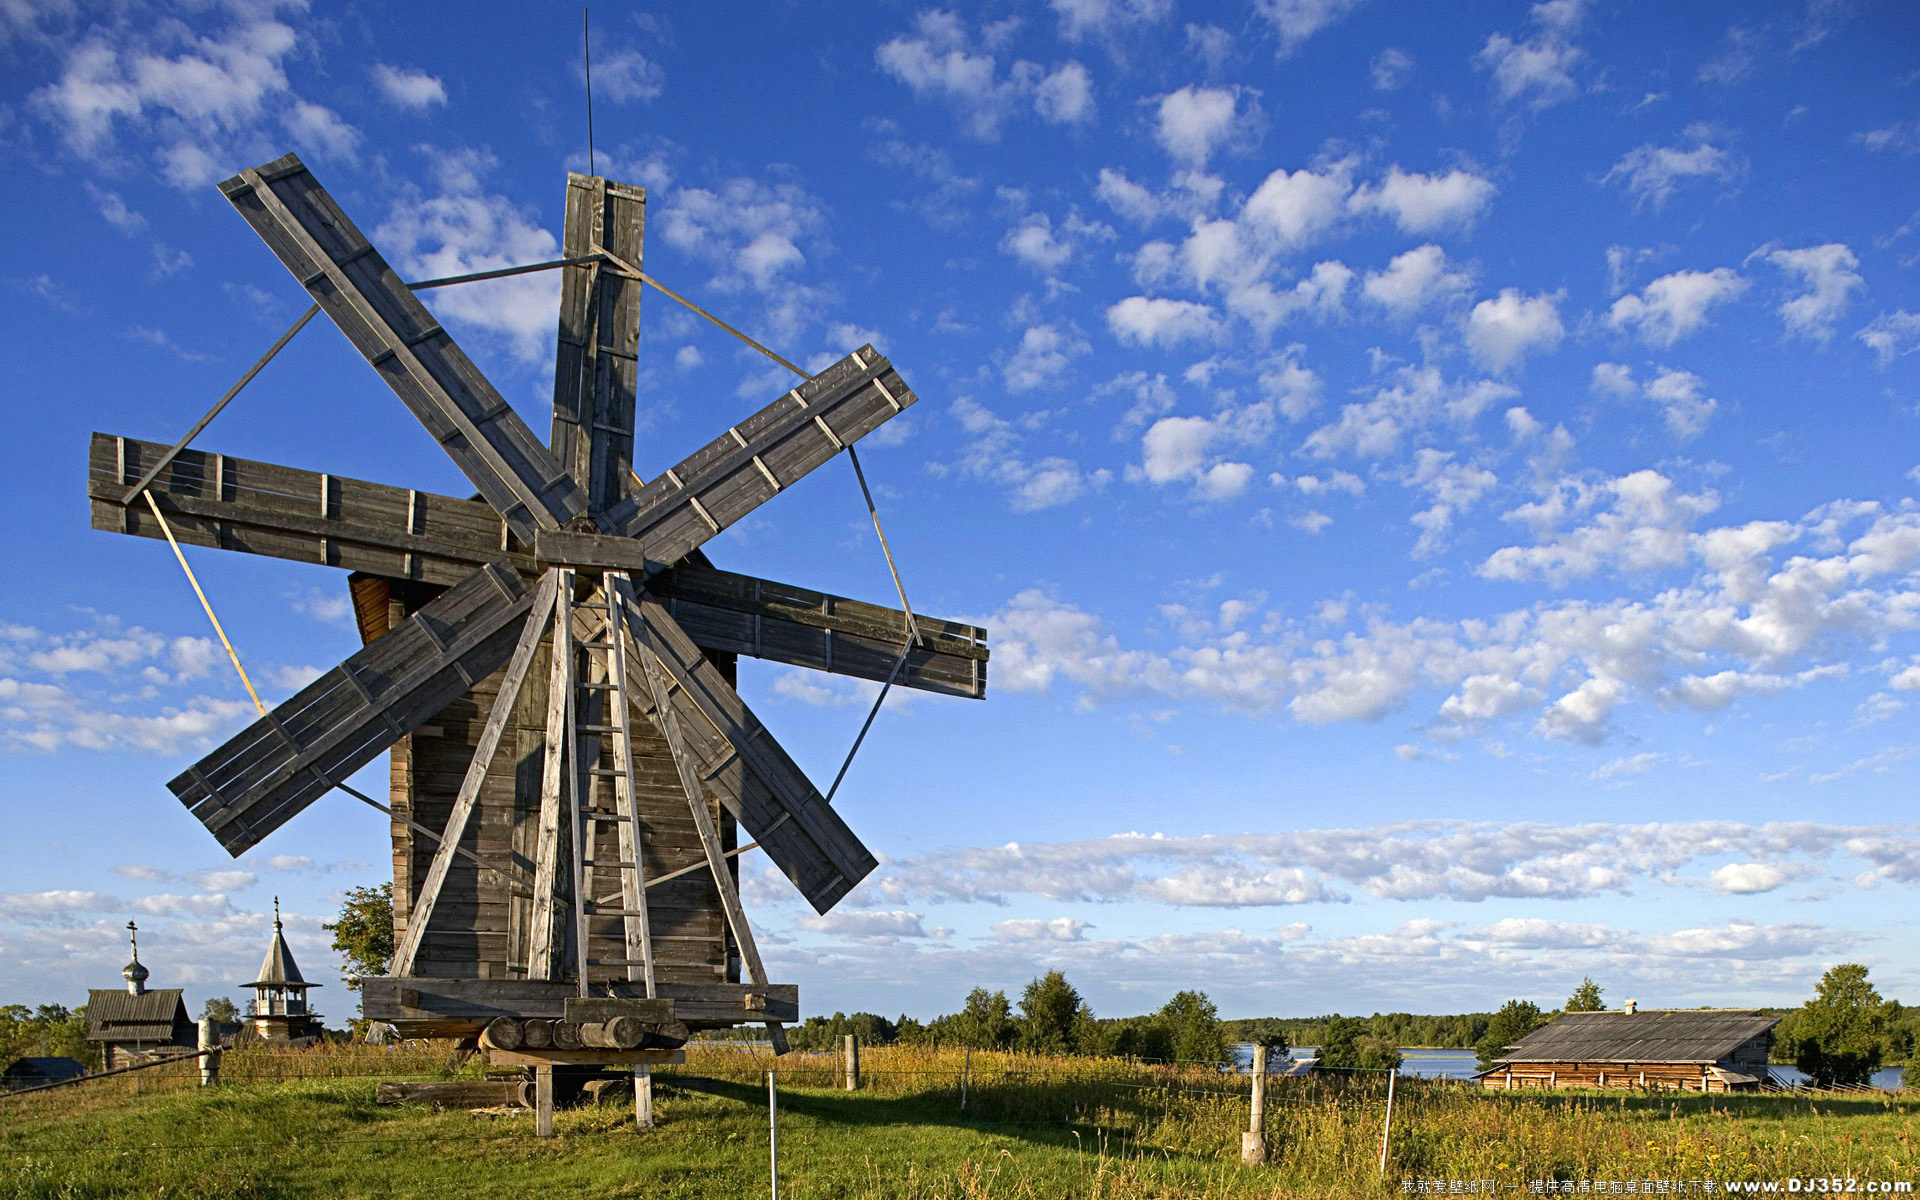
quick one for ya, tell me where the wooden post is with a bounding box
[960,1046,971,1110]
[768,1069,780,1200]
[1240,1043,1267,1164]
[635,1066,654,1130]
[197,1018,221,1088]
[1377,1064,1397,1176]
[535,1064,555,1138]
[843,1033,860,1091]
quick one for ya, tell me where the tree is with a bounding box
[1316,1014,1403,1071]
[1157,990,1226,1064]
[1475,999,1548,1071]
[1793,963,1885,1089]
[1017,971,1083,1055]
[200,997,240,1025]
[1565,977,1605,1013]
[325,883,394,987]
[952,988,1016,1050]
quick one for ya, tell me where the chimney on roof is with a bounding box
[1623,998,1637,1015]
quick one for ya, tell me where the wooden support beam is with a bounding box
[605,574,655,993]
[629,627,787,1053]
[529,571,575,979]
[219,154,586,540]
[360,977,795,1026]
[390,570,558,976]
[551,174,645,513]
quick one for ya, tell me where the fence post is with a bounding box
[635,1065,654,1129]
[197,1018,222,1088]
[1241,1043,1268,1165]
[959,1046,971,1111]
[843,1033,860,1091]
[1377,1065,1398,1175]
[534,1064,555,1138]
[768,1069,780,1200]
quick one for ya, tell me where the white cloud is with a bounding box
[796,909,928,942]
[1476,4,1585,109]
[1034,61,1096,125]
[371,63,447,109]
[1604,137,1742,208]
[992,917,1090,941]
[1465,288,1564,372]
[1003,323,1090,392]
[1349,166,1496,234]
[1242,162,1353,248]
[937,397,1110,511]
[1050,0,1172,42]
[1643,367,1718,439]
[1858,310,1920,366]
[1257,0,1366,57]
[1154,85,1252,167]
[1481,468,1718,584]
[374,148,563,363]
[876,12,1092,138]
[282,100,358,161]
[1362,244,1471,315]
[1370,47,1413,90]
[588,47,665,103]
[1763,243,1864,340]
[31,15,315,187]
[1107,296,1220,346]
[1607,268,1748,347]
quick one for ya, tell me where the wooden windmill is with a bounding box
[85,154,988,1113]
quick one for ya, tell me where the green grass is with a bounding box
[0,1043,1913,1199]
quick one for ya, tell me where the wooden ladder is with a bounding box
[566,574,655,997]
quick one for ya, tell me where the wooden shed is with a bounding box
[85,989,196,1070]
[2,1057,86,1091]
[1476,1008,1778,1092]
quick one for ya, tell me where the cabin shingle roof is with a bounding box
[1496,1010,1777,1065]
[85,989,190,1044]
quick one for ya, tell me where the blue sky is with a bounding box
[2,0,1919,1026]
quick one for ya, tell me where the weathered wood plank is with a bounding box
[528,573,574,979]
[219,154,586,539]
[361,977,797,1025]
[391,572,556,976]
[551,174,644,513]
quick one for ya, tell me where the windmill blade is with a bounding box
[590,347,915,562]
[91,433,522,587]
[218,154,586,542]
[651,560,988,700]
[171,564,538,856]
[614,582,877,914]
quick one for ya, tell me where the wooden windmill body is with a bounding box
[87,155,988,1070]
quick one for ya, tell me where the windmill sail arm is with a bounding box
[218,154,587,541]
[170,564,538,856]
[617,587,876,914]
[653,562,988,700]
[602,347,916,559]
[91,433,523,586]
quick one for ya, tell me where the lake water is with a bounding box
[1235,1045,1907,1091]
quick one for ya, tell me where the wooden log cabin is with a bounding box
[85,923,196,1070]
[1476,1005,1778,1092]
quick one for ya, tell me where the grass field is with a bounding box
[0,1043,1913,1199]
